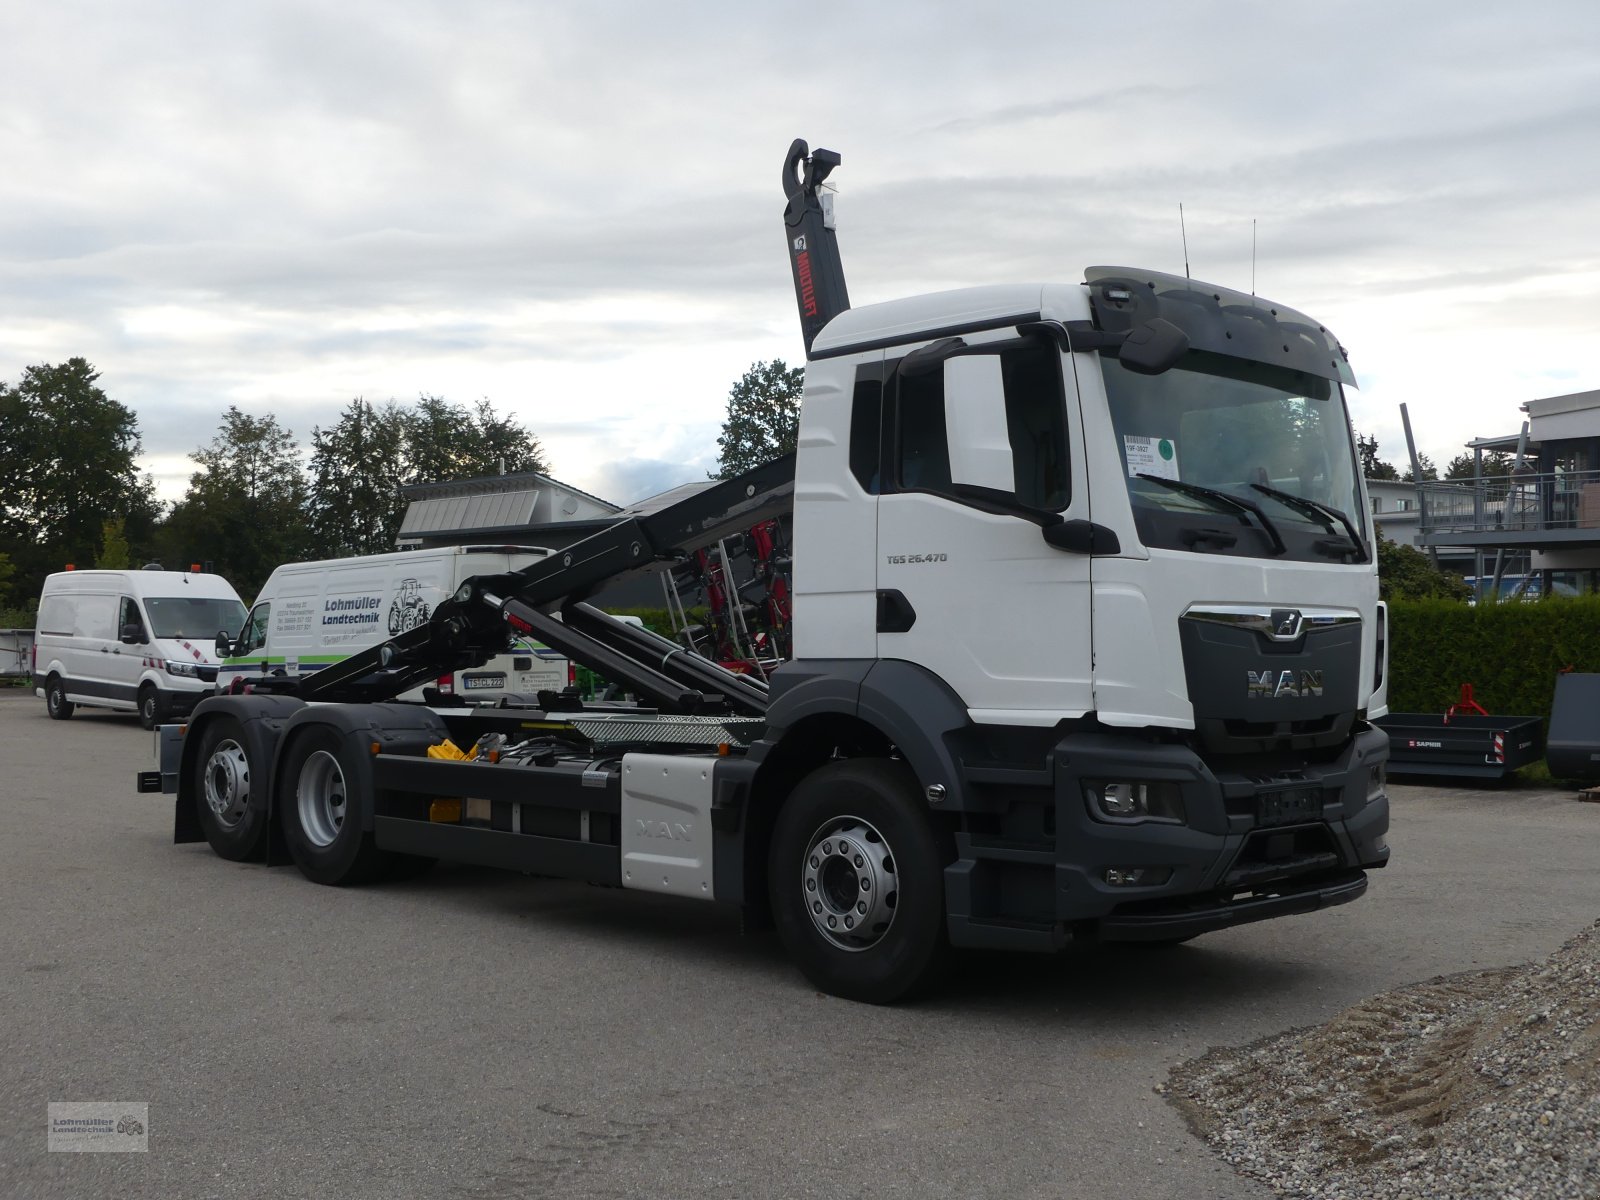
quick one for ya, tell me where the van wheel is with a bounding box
[278,725,388,886]
[193,716,270,861]
[768,759,952,1004]
[138,685,171,731]
[45,676,74,720]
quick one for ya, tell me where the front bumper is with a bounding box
[944,723,1389,951]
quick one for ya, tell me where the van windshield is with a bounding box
[145,597,248,640]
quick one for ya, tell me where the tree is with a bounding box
[162,408,310,599]
[97,517,131,569]
[1401,454,1438,483]
[0,358,160,601]
[306,399,410,558]
[403,395,548,486]
[1376,532,1470,602]
[712,360,804,479]
[1444,450,1513,481]
[1355,432,1399,480]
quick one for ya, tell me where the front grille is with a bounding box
[197,665,218,683]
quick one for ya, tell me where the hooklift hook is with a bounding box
[783,138,841,225]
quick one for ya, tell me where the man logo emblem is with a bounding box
[1270,609,1302,639]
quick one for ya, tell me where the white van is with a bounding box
[219,546,570,702]
[33,568,248,728]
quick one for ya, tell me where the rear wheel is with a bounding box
[278,726,388,886]
[138,684,171,731]
[769,759,952,1004]
[193,716,270,861]
[45,675,74,720]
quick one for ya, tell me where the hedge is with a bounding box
[1387,597,1600,722]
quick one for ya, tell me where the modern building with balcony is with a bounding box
[1417,387,1600,596]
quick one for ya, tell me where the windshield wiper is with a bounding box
[1250,483,1369,562]
[1136,474,1287,555]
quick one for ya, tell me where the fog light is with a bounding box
[1085,780,1186,824]
[1367,764,1387,802]
[1105,866,1174,887]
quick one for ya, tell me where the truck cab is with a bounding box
[772,265,1389,954]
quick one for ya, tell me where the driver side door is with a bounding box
[875,333,1093,725]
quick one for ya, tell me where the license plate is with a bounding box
[1258,787,1321,827]
[462,673,506,690]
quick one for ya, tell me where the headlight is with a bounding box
[164,660,200,678]
[1084,780,1186,824]
[1366,764,1387,802]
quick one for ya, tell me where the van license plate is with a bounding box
[462,673,506,690]
[1258,787,1321,827]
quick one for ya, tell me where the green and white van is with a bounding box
[219,546,570,701]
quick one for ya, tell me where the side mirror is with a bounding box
[1116,318,1189,375]
[944,355,1016,492]
[120,623,145,645]
[215,631,233,657]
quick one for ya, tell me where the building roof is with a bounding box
[395,471,622,544]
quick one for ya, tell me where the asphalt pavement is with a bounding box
[2,686,1596,1199]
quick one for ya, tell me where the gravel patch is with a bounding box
[1167,919,1600,1199]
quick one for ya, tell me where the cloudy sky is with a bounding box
[3,1,1597,506]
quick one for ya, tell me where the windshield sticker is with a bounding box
[1125,435,1180,480]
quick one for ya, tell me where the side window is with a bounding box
[1001,341,1070,510]
[894,368,952,493]
[37,596,72,635]
[886,337,1070,510]
[848,366,886,494]
[234,603,271,655]
[118,597,145,640]
[74,594,116,639]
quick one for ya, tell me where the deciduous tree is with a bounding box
[0,358,159,601]
[162,408,310,599]
[712,360,804,479]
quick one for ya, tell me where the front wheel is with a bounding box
[138,684,171,731]
[769,759,952,1004]
[45,676,74,720]
[278,725,388,886]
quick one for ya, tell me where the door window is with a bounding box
[889,338,1069,510]
[233,603,271,655]
[118,597,146,642]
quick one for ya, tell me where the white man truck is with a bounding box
[137,140,1389,1003]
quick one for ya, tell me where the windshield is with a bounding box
[145,596,248,640]
[1102,349,1365,560]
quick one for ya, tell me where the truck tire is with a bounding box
[138,684,171,731]
[768,758,952,1004]
[278,725,388,886]
[45,675,74,720]
[193,715,271,861]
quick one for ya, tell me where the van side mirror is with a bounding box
[120,623,145,645]
[215,631,233,657]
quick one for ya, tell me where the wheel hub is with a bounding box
[297,750,347,848]
[801,817,897,952]
[202,740,251,827]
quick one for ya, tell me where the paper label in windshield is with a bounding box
[1125,435,1179,480]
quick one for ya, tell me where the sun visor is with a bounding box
[1085,266,1356,388]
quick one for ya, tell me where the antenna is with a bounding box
[1251,218,1257,297]
[1179,203,1190,279]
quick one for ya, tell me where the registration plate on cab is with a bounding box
[1257,787,1322,827]
[462,673,506,690]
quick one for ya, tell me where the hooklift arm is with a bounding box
[287,455,796,714]
[783,138,850,356]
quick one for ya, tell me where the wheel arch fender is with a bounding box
[715,659,974,915]
[273,703,451,832]
[177,694,307,844]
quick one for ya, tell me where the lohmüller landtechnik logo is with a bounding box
[48,1102,148,1152]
